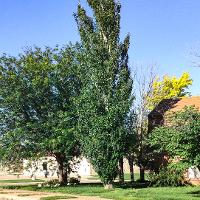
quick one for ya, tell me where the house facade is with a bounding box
[23,156,95,178]
[23,157,133,179]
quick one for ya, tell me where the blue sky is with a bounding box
[0,0,200,95]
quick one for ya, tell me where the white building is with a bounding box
[23,156,94,178]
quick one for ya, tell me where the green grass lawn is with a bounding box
[0,179,44,183]
[8,183,200,200]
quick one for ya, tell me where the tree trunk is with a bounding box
[138,129,145,182]
[58,159,64,183]
[139,166,145,182]
[62,169,68,184]
[56,154,68,185]
[118,157,124,183]
[128,156,134,182]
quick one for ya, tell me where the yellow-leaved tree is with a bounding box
[147,72,193,109]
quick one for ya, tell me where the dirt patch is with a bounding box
[0,189,109,200]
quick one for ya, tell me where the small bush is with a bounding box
[69,177,80,185]
[42,179,60,188]
[148,164,187,187]
[39,176,80,188]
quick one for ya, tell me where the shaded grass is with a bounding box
[5,183,200,200]
[188,190,200,197]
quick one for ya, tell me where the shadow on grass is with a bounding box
[187,190,200,197]
[114,181,150,189]
[51,181,151,189]
[0,181,151,192]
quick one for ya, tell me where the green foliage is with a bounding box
[148,106,200,168]
[42,179,61,188]
[148,163,187,187]
[0,45,82,182]
[74,0,133,185]
[69,177,80,185]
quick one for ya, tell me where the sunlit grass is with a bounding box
[7,183,200,200]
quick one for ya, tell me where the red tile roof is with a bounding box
[149,96,200,117]
[148,96,200,133]
[169,96,200,112]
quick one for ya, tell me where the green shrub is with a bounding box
[40,177,80,188]
[41,179,60,188]
[148,164,187,187]
[69,177,80,185]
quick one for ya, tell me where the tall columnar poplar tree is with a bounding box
[75,0,133,187]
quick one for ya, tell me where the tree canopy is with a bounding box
[0,45,82,183]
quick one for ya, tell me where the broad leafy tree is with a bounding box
[74,0,133,187]
[0,45,81,184]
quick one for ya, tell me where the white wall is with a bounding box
[23,156,93,178]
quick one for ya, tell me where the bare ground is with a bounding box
[0,189,109,200]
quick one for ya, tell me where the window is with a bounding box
[42,162,47,171]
